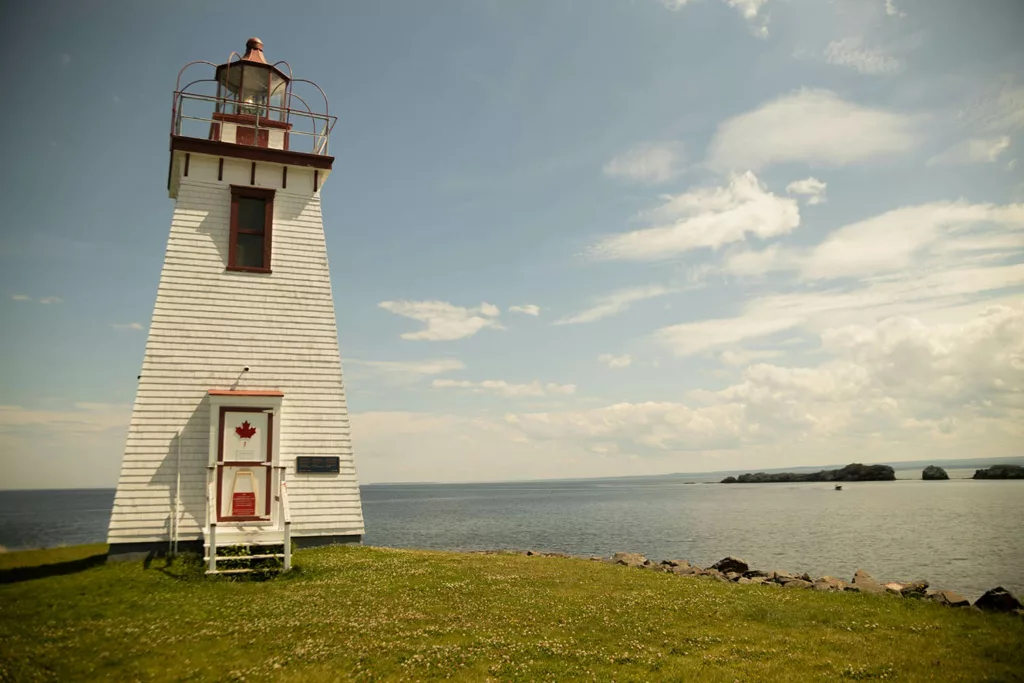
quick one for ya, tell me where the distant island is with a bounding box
[973,464,1024,480]
[721,463,895,484]
[923,465,949,480]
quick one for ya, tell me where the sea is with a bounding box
[2,467,1021,600]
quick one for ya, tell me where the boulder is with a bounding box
[851,569,885,594]
[612,552,649,568]
[725,572,743,582]
[813,577,846,592]
[783,579,813,589]
[884,583,904,596]
[743,569,769,579]
[922,465,949,480]
[671,565,698,576]
[974,587,1023,613]
[702,569,729,582]
[770,570,796,583]
[900,580,930,598]
[661,559,690,569]
[737,577,753,584]
[926,589,970,608]
[711,557,749,574]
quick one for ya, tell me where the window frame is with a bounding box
[228,185,275,273]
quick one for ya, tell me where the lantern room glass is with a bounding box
[217,64,287,121]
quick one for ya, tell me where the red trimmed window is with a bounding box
[228,186,274,272]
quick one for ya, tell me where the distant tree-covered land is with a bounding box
[973,464,1024,479]
[721,463,895,484]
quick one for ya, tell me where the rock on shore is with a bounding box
[594,554,1022,615]
[974,587,1024,613]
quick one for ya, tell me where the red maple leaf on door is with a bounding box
[235,421,257,440]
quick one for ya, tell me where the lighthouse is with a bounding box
[107,39,364,570]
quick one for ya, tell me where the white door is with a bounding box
[217,408,273,522]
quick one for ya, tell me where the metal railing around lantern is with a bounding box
[171,60,337,157]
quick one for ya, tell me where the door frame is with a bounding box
[206,390,284,527]
[216,406,274,522]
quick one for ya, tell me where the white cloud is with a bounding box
[555,285,672,325]
[351,306,1024,483]
[720,349,785,366]
[726,0,767,19]
[658,314,802,357]
[587,172,799,261]
[112,322,144,331]
[0,402,130,489]
[379,300,501,341]
[346,358,465,384]
[352,411,634,484]
[927,136,1012,166]
[517,305,1023,456]
[506,401,748,451]
[598,353,634,369]
[825,37,902,75]
[658,0,768,37]
[707,89,918,171]
[958,79,1024,134]
[660,261,1024,357]
[603,142,685,184]
[725,0,770,37]
[884,0,905,17]
[509,304,541,316]
[10,295,64,305]
[725,200,1024,280]
[800,201,1024,280]
[786,177,827,205]
[433,378,576,398]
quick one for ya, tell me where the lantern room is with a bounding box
[210,38,291,149]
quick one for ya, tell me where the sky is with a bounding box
[1,0,1022,489]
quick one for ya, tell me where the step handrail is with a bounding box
[280,480,292,571]
[207,465,217,573]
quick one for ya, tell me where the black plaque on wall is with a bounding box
[296,456,340,474]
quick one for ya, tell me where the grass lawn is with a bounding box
[1,545,1022,682]
[0,544,107,571]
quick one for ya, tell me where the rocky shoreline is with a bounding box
[484,550,1024,616]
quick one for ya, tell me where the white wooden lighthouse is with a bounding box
[107,39,364,569]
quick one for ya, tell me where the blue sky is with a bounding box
[1,0,1022,488]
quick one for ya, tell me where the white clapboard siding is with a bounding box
[108,159,364,545]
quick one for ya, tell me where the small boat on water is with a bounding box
[834,485,843,491]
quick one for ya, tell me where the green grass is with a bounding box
[1,546,1022,682]
[0,544,107,571]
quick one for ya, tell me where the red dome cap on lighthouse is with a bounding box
[242,37,268,64]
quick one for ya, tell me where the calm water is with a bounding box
[2,468,1021,599]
